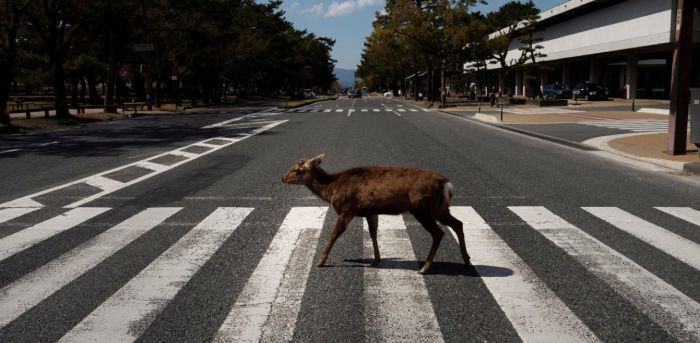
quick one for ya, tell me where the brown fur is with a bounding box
[282,154,471,274]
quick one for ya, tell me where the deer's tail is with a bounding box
[443,182,455,206]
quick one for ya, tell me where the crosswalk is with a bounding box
[578,119,692,133]
[502,107,585,114]
[270,108,430,113]
[0,204,698,341]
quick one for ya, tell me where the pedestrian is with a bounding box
[490,91,496,108]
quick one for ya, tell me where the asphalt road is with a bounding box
[0,96,699,342]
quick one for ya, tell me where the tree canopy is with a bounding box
[1,0,338,123]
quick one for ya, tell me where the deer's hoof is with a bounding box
[418,263,432,274]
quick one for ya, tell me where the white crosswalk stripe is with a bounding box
[0,207,110,262]
[578,119,692,133]
[60,207,253,343]
[0,207,182,327]
[214,207,327,343]
[1,205,699,341]
[503,107,585,114]
[450,207,599,342]
[363,215,444,342]
[583,207,700,270]
[0,207,40,224]
[510,206,700,342]
[655,207,700,226]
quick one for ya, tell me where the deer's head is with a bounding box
[281,153,325,184]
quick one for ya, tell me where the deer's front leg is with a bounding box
[316,214,353,267]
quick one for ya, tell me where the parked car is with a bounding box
[543,84,572,99]
[572,82,607,100]
[350,90,362,98]
[347,90,354,97]
[383,91,392,97]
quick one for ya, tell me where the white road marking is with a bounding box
[60,207,254,343]
[336,109,343,112]
[510,206,700,342]
[0,207,110,263]
[324,109,331,112]
[37,141,59,147]
[655,207,700,226]
[347,109,355,117]
[0,207,181,327]
[361,109,367,112]
[363,215,444,342]
[0,120,287,209]
[410,109,418,112]
[0,149,21,154]
[398,109,406,112]
[450,207,598,342]
[583,207,700,270]
[214,207,328,342]
[0,207,40,224]
[373,109,379,112]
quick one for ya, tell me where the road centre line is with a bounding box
[0,120,287,209]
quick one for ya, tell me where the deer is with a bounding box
[281,153,470,274]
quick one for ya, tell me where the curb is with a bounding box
[441,110,597,151]
[441,109,699,175]
[582,133,700,174]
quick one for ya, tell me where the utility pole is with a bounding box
[666,0,694,155]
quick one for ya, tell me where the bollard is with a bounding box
[632,97,635,112]
[478,101,481,113]
[500,105,503,122]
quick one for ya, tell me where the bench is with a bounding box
[122,102,146,114]
[9,103,53,119]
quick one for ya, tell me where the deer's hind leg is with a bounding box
[412,211,444,274]
[317,214,353,267]
[437,208,471,266]
[366,215,380,266]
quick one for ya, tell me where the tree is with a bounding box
[24,0,106,118]
[485,0,539,93]
[0,0,30,125]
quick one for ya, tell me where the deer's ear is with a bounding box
[304,153,325,170]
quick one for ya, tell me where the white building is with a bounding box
[470,0,700,99]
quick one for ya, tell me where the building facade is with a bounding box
[471,0,700,99]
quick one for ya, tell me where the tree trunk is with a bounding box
[87,73,98,104]
[0,65,12,125]
[0,10,22,126]
[79,76,87,103]
[71,74,79,107]
[53,60,71,118]
[104,30,117,113]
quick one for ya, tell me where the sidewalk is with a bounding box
[394,96,700,175]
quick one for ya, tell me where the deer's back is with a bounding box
[330,166,449,216]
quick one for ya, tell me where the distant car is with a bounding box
[347,90,354,97]
[572,82,607,100]
[543,84,572,99]
[350,90,362,98]
[383,91,392,97]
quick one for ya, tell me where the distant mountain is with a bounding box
[334,68,356,88]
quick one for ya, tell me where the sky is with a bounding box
[280,0,568,70]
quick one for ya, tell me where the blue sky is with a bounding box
[280,0,567,69]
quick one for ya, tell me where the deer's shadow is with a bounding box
[331,258,513,277]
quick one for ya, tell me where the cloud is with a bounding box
[301,3,325,16]
[324,0,383,17]
[286,1,301,12]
